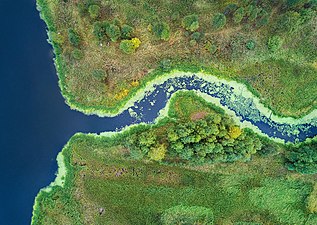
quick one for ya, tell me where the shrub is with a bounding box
[93,21,109,41]
[68,28,80,47]
[121,24,134,39]
[233,7,245,24]
[267,36,283,52]
[148,144,167,161]
[88,4,100,19]
[189,39,197,46]
[71,48,84,60]
[246,40,255,50]
[285,140,317,174]
[191,32,202,41]
[182,14,199,32]
[152,22,171,41]
[307,184,317,214]
[50,32,64,44]
[161,205,214,225]
[205,42,217,54]
[212,13,227,30]
[159,59,172,72]
[106,24,121,42]
[119,38,141,54]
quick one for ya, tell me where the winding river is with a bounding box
[1,1,317,225]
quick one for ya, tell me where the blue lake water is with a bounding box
[1,1,317,225]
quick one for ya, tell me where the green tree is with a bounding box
[68,28,80,47]
[106,24,121,42]
[88,4,100,19]
[93,21,109,41]
[246,40,256,50]
[285,142,317,174]
[71,48,84,60]
[267,36,283,52]
[233,7,245,24]
[121,24,134,39]
[182,14,199,32]
[152,22,171,41]
[212,13,226,30]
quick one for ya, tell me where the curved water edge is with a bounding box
[79,71,317,143]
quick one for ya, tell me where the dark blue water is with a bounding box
[1,1,317,225]
[0,1,135,224]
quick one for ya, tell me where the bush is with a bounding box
[119,38,141,54]
[93,21,109,41]
[307,184,317,214]
[161,205,214,225]
[191,32,202,41]
[233,7,245,24]
[121,24,134,39]
[68,28,80,47]
[106,24,121,42]
[50,32,64,44]
[285,140,317,174]
[152,22,171,41]
[212,13,226,30]
[205,42,217,54]
[159,59,172,72]
[245,40,255,50]
[267,36,283,52]
[88,5,100,19]
[71,48,84,60]
[182,14,199,32]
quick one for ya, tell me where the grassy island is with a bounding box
[32,92,317,225]
[37,0,317,117]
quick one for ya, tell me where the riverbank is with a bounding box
[36,0,317,120]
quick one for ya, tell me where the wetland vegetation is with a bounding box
[33,0,317,224]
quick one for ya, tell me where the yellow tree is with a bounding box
[148,144,167,161]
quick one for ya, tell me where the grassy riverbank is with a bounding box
[37,0,317,118]
[32,92,317,225]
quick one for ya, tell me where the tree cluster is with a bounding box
[285,138,317,174]
[126,114,262,164]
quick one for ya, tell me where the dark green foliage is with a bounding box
[267,36,283,52]
[93,21,109,41]
[68,28,80,47]
[121,24,134,39]
[88,4,100,19]
[246,40,256,50]
[182,14,199,32]
[191,32,202,42]
[212,13,227,30]
[274,11,302,34]
[106,24,121,42]
[233,7,245,24]
[71,48,84,60]
[152,22,171,41]
[285,138,317,174]
[161,205,214,225]
[159,59,172,72]
[224,4,238,15]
